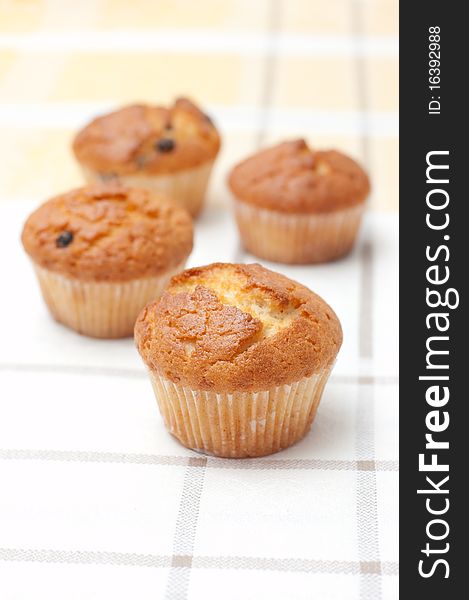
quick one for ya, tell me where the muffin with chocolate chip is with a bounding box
[228,139,370,264]
[21,184,193,338]
[73,98,221,217]
[135,262,342,457]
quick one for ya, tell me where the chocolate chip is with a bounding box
[56,231,74,248]
[155,138,175,153]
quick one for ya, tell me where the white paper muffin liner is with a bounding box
[33,261,186,338]
[81,161,214,217]
[233,199,365,264]
[147,367,333,458]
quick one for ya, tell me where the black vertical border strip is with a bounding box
[400,1,464,595]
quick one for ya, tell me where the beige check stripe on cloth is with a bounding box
[0,1,398,599]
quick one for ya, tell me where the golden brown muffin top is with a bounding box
[135,263,342,392]
[228,139,370,214]
[21,184,193,282]
[73,97,221,176]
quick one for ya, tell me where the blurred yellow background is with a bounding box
[0,0,398,211]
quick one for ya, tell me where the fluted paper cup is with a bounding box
[81,161,214,217]
[147,368,333,458]
[234,199,365,264]
[33,261,186,338]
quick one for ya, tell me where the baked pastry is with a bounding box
[228,139,370,263]
[135,262,342,457]
[21,184,193,338]
[73,97,221,217]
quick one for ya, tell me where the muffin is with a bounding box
[73,97,221,217]
[228,139,370,264]
[21,184,193,338]
[135,262,342,458]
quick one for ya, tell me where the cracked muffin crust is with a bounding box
[135,262,342,392]
[21,183,193,282]
[73,97,221,177]
[228,139,370,214]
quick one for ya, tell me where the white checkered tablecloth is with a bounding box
[0,203,398,600]
[0,0,398,598]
